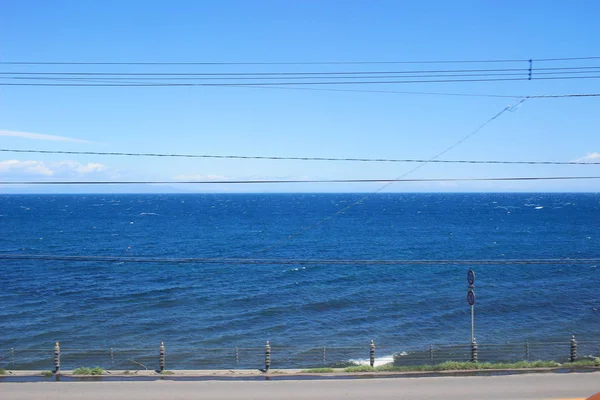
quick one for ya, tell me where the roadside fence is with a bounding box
[1,337,598,372]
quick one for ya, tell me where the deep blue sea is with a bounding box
[1,193,599,368]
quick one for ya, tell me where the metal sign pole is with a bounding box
[467,270,476,343]
[471,303,474,343]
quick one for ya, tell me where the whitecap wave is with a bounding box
[350,354,396,367]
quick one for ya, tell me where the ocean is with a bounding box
[1,193,599,369]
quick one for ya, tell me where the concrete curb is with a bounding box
[2,366,600,379]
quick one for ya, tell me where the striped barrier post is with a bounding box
[471,339,478,363]
[570,335,577,362]
[265,341,271,372]
[53,342,60,374]
[159,342,165,372]
[370,340,375,367]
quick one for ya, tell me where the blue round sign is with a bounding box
[467,290,476,306]
[467,270,475,285]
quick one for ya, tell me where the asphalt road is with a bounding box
[1,372,599,400]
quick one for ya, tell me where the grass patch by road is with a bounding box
[40,371,53,377]
[72,367,104,375]
[343,360,566,373]
[344,365,379,372]
[0,368,5,375]
[569,358,600,367]
[299,359,592,374]
[301,368,335,373]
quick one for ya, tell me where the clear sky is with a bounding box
[1,0,599,193]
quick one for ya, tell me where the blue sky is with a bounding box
[1,0,599,193]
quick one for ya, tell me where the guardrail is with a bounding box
[1,337,598,372]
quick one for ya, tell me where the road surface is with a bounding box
[1,372,599,399]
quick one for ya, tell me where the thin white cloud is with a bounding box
[0,129,93,144]
[0,160,54,176]
[0,159,108,177]
[572,152,600,163]
[52,160,106,174]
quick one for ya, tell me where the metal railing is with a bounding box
[2,338,598,372]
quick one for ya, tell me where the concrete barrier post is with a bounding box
[11,348,15,369]
[235,347,239,365]
[265,341,271,372]
[570,335,577,362]
[159,342,165,372]
[525,342,530,361]
[429,344,434,363]
[322,346,326,366]
[471,339,478,363]
[53,342,60,374]
[110,348,114,368]
[370,340,375,367]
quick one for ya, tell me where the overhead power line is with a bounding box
[3,63,600,96]
[1,148,598,165]
[4,60,600,91]
[224,86,600,99]
[526,93,600,98]
[4,66,600,76]
[1,56,600,65]
[9,70,600,81]
[4,75,600,87]
[6,78,596,98]
[0,67,534,75]
[2,176,600,185]
[1,254,599,265]
[3,72,531,80]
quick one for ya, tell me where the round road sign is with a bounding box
[467,270,475,285]
[467,290,476,306]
